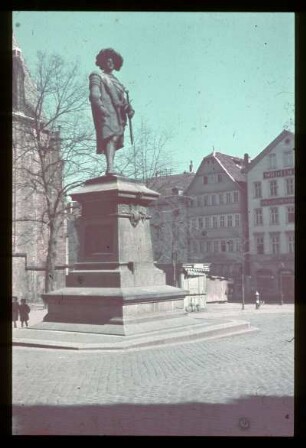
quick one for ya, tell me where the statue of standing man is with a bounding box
[89,48,135,174]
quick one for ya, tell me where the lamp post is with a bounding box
[241,252,245,310]
[227,238,250,311]
[240,239,252,310]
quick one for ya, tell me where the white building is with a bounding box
[246,130,294,302]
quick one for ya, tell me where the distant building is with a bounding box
[149,172,195,264]
[149,168,234,304]
[246,130,294,302]
[12,36,66,301]
[184,151,249,300]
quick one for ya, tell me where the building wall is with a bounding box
[247,132,294,301]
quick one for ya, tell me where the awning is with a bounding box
[183,263,210,276]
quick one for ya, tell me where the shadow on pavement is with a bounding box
[13,395,293,436]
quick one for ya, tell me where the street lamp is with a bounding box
[227,238,250,310]
[241,253,246,310]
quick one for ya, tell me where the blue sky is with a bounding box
[13,11,294,173]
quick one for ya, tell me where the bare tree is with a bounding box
[150,196,191,264]
[115,118,174,184]
[13,51,101,293]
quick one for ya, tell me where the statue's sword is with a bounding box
[125,90,134,145]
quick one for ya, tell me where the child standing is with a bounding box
[19,299,30,328]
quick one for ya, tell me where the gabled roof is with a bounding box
[245,130,294,172]
[185,151,246,194]
[147,172,195,197]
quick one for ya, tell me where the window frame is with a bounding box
[269,180,278,197]
[235,214,240,227]
[287,205,295,224]
[268,153,277,170]
[286,232,294,253]
[254,208,263,226]
[227,214,233,227]
[270,207,279,225]
[254,181,262,199]
[285,177,294,196]
[270,233,280,255]
[255,233,265,255]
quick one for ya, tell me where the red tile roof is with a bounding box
[214,152,246,182]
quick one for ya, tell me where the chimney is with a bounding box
[189,160,194,173]
[244,153,250,168]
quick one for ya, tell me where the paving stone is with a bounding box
[12,305,294,436]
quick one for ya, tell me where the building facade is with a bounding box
[246,130,294,302]
[185,152,249,300]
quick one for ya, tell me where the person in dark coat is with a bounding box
[12,296,19,328]
[19,299,30,328]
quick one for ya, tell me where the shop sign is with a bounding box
[263,168,294,179]
[261,197,294,206]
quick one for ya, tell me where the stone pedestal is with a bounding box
[42,174,187,335]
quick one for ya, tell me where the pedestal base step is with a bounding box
[13,316,258,351]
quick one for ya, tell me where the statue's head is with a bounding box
[96,48,123,71]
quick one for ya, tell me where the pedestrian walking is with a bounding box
[12,296,19,328]
[19,299,30,328]
[255,290,261,309]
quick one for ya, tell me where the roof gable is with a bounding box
[185,151,246,194]
[246,130,294,172]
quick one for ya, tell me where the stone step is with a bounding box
[13,318,258,351]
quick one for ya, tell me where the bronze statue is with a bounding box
[89,48,135,174]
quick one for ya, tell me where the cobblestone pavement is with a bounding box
[12,304,294,436]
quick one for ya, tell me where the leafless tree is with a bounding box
[150,196,191,265]
[115,118,175,184]
[13,52,101,292]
